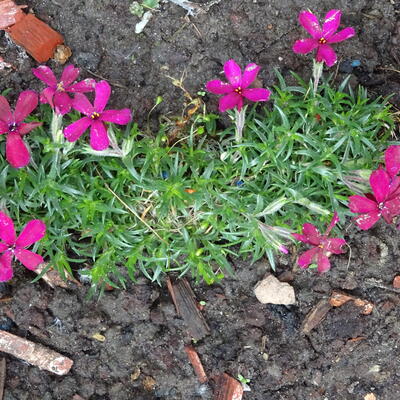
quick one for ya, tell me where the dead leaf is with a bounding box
[53,44,72,64]
[142,376,156,391]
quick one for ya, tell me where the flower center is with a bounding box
[234,87,243,95]
[57,82,65,92]
[378,202,385,210]
[318,37,327,44]
[8,122,18,133]
[90,112,100,120]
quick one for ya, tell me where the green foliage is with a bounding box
[0,73,394,287]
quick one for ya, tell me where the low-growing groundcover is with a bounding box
[0,68,395,289]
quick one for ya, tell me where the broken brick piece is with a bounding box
[8,13,64,62]
[213,373,243,400]
[393,275,400,289]
[167,278,210,340]
[0,331,73,375]
[184,345,208,383]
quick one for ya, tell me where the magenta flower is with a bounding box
[292,212,346,273]
[293,10,355,67]
[64,80,132,151]
[0,90,42,168]
[385,145,400,178]
[0,212,46,282]
[349,168,400,230]
[32,65,96,115]
[206,59,271,112]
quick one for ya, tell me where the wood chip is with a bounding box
[301,298,332,334]
[167,278,210,340]
[0,358,5,400]
[213,373,243,400]
[330,291,374,315]
[0,0,25,29]
[184,345,208,383]
[0,331,73,375]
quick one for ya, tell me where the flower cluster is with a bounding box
[0,65,132,168]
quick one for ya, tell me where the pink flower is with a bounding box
[0,212,46,282]
[0,90,42,168]
[64,81,132,151]
[349,168,400,230]
[32,65,96,115]
[292,212,346,273]
[206,59,271,112]
[385,145,400,178]
[293,10,355,67]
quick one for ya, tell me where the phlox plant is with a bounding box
[0,8,397,287]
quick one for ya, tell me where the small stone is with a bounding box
[364,394,376,400]
[143,376,156,391]
[130,367,141,381]
[254,274,296,305]
[393,275,400,289]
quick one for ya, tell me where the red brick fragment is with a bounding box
[184,345,208,383]
[8,13,64,62]
[393,275,400,289]
[213,373,243,400]
[0,0,25,29]
[0,331,73,375]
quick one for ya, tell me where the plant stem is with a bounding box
[234,106,247,143]
[312,60,324,95]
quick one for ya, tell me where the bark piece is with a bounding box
[213,373,243,400]
[393,275,400,289]
[0,358,5,400]
[8,13,64,62]
[301,298,332,334]
[184,345,208,383]
[254,274,296,305]
[167,278,210,340]
[0,331,73,375]
[329,291,373,315]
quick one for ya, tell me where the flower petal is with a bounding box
[382,197,400,223]
[298,11,321,39]
[90,120,109,150]
[40,87,56,107]
[0,120,9,134]
[324,238,346,254]
[302,223,321,245]
[242,88,271,102]
[218,93,242,112]
[205,80,233,94]
[0,96,13,123]
[293,38,319,54]
[370,169,390,204]
[317,253,331,273]
[385,145,400,178]
[94,81,111,112]
[241,63,260,88]
[316,44,337,67]
[32,66,57,87]
[348,195,377,213]
[64,117,92,142]
[72,93,94,116]
[0,212,16,245]
[354,211,381,230]
[60,64,80,86]
[322,9,341,38]
[223,59,242,88]
[298,247,319,269]
[6,133,30,168]
[291,233,308,243]
[14,90,38,123]
[0,251,13,282]
[100,109,132,125]
[68,78,96,93]
[18,122,42,135]
[0,242,8,252]
[328,27,355,43]
[53,91,73,115]
[14,249,43,271]
[16,220,46,248]
[325,211,339,236]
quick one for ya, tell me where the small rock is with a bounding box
[254,274,296,305]
[364,394,376,400]
[143,376,156,391]
[393,275,400,289]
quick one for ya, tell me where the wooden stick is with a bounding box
[213,373,243,400]
[0,331,73,375]
[184,345,208,383]
[0,358,5,400]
